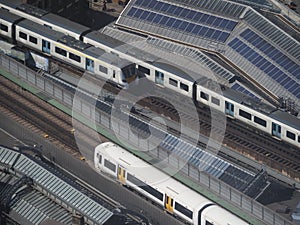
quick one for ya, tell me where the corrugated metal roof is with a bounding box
[0,147,113,225]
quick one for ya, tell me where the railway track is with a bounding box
[74,72,300,179]
[139,89,300,180]
[0,76,99,158]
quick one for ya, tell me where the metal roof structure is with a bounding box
[10,191,72,224]
[146,37,236,83]
[231,81,262,101]
[0,146,114,225]
[100,27,236,85]
[116,0,242,48]
[114,0,300,111]
[159,134,256,192]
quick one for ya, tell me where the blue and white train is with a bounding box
[94,142,250,225]
[0,1,299,148]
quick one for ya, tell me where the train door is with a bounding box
[272,122,281,139]
[42,39,50,54]
[86,58,94,73]
[225,101,234,117]
[117,165,126,184]
[155,70,164,85]
[164,194,174,213]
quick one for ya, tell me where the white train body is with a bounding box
[6,17,136,87]
[94,142,249,225]
[0,0,90,39]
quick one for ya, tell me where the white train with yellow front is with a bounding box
[94,142,249,225]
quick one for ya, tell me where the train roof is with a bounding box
[17,3,48,18]
[83,46,133,68]
[203,205,249,225]
[17,19,65,41]
[0,7,22,22]
[270,110,300,131]
[96,142,212,209]
[0,0,22,9]
[85,31,125,49]
[42,13,90,36]
[58,35,92,51]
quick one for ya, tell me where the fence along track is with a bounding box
[0,53,294,225]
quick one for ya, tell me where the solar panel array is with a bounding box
[228,29,300,98]
[166,0,246,18]
[147,37,235,83]
[160,134,255,191]
[231,81,261,101]
[244,10,300,60]
[240,29,300,80]
[119,0,239,43]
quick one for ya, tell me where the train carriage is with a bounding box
[0,8,22,40]
[15,19,65,56]
[94,142,249,225]
[0,0,90,39]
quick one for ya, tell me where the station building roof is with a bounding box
[114,0,300,111]
[0,146,114,225]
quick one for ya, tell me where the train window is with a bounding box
[200,91,209,100]
[155,70,164,85]
[99,65,108,74]
[239,109,251,120]
[169,78,178,87]
[211,96,220,106]
[55,47,67,57]
[127,173,163,201]
[29,36,37,44]
[0,24,8,32]
[138,65,150,75]
[205,221,213,225]
[175,202,193,219]
[19,31,27,40]
[104,159,116,172]
[180,83,189,91]
[286,131,296,140]
[113,70,116,78]
[69,52,81,63]
[254,116,266,127]
[298,136,300,143]
[98,154,102,164]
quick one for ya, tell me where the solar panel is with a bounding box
[228,38,300,97]
[126,0,239,43]
[240,29,300,79]
[231,82,261,101]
